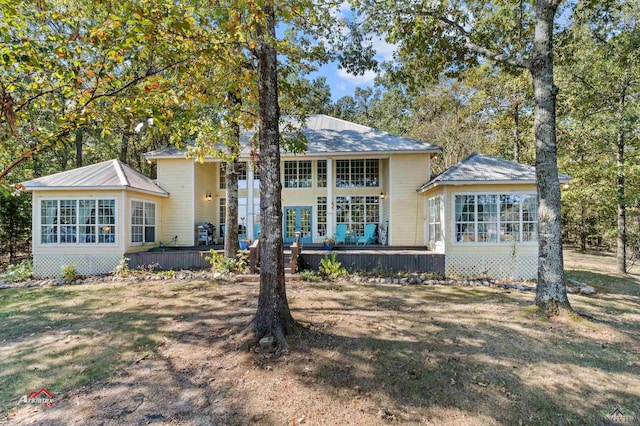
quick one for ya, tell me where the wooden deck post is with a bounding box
[249,239,260,274]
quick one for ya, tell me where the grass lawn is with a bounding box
[1,249,639,425]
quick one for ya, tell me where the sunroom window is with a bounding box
[131,201,155,244]
[428,196,443,243]
[454,194,537,243]
[40,199,115,244]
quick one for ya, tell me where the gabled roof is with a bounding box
[21,159,168,197]
[145,114,441,159]
[418,152,571,192]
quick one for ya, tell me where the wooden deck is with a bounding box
[126,244,445,275]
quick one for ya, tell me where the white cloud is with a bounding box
[371,35,397,62]
[336,68,377,85]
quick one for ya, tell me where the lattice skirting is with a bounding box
[445,253,538,281]
[33,254,122,278]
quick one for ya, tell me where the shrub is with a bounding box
[62,264,79,283]
[112,256,131,278]
[300,269,322,282]
[319,253,348,280]
[0,259,33,283]
[206,249,249,274]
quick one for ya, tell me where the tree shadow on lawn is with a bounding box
[0,280,269,425]
[2,279,639,425]
[286,282,640,425]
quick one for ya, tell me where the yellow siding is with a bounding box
[194,162,217,224]
[389,153,431,246]
[156,159,194,245]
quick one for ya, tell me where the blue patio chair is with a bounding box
[254,224,260,239]
[356,223,378,245]
[334,224,348,244]
[220,225,225,239]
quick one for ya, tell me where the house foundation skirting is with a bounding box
[33,254,122,278]
[445,253,537,281]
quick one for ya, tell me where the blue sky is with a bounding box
[309,34,396,101]
[298,2,398,101]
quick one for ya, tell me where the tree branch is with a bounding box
[416,9,530,70]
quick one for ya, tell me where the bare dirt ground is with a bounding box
[1,249,639,425]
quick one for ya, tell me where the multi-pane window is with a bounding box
[219,162,248,189]
[219,198,226,238]
[500,194,520,242]
[284,160,312,188]
[454,194,538,243]
[317,160,327,188]
[428,196,442,243]
[131,201,155,244]
[336,159,379,188]
[97,200,116,243]
[521,195,538,241]
[335,195,379,237]
[41,200,58,244]
[317,197,327,237]
[477,195,498,242]
[454,195,476,242]
[40,199,115,244]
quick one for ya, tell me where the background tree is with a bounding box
[557,0,640,273]
[352,0,572,314]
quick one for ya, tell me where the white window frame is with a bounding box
[316,196,327,238]
[335,159,380,188]
[335,195,380,237]
[130,199,156,245]
[451,192,538,245]
[283,160,312,189]
[428,195,443,244]
[38,198,117,246]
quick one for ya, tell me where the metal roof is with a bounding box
[21,159,168,196]
[145,114,441,159]
[419,152,571,192]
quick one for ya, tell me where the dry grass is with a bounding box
[1,249,639,425]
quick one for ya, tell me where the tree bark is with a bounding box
[224,91,242,258]
[224,152,240,258]
[616,90,627,274]
[531,0,571,314]
[75,129,83,168]
[251,4,295,347]
[513,103,520,163]
[120,132,129,163]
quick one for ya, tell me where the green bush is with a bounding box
[0,259,33,283]
[300,269,322,282]
[319,253,348,280]
[206,249,249,274]
[62,264,79,283]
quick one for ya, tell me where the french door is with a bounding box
[284,207,312,243]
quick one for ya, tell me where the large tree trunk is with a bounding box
[513,103,520,163]
[224,154,240,258]
[75,129,83,168]
[224,92,241,258]
[531,0,571,314]
[251,4,295,347]
[616,91,627,274]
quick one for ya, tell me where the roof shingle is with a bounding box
[145,115,440,159]
[21,159,168,196]
[419,152,571,192]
